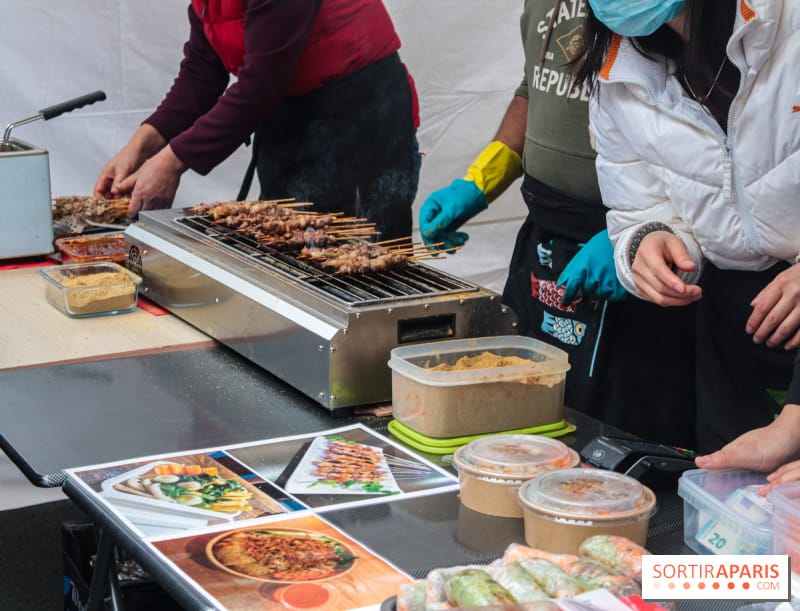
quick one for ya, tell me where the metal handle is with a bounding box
[39,90,106,120]
[3,90,107,142]
[2,115,41,142]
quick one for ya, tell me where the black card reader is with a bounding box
[580,435,697,486]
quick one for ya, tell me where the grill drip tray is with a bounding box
[125,209,518,410]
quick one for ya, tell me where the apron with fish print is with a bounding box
[502,176,608,413]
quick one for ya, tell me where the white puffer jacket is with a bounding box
[589,0,800,295]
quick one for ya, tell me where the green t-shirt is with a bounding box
[516,0,601,202]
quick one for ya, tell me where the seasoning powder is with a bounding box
[61,270,136,314]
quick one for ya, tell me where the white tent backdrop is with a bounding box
[1,1,527,291]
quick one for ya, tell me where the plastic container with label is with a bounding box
[678,469,772,556]
[388,336,570,438]
[518,468,656,554]
[769,482,800,573]
[453,435,580,518]
[38,262,142,318]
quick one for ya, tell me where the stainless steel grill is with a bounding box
[175,214,475,307]
[125,208,517,410]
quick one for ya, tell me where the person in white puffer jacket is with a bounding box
[571,0,800,473]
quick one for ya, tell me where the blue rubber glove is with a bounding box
[419,178,487,250]
[558,229,628,303]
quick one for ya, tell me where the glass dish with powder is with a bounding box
[38,262,142,318]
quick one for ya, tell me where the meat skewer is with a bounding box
[52,195,130,223]
[189,199,457,274]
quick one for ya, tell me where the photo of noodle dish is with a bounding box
[206,528,357,583]
[284,435,403,496]
[99,460,285,522]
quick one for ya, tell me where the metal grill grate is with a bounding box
[175,215,477,307]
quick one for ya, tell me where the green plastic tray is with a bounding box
[387,418,576,455]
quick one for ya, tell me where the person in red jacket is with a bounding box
[94,0,420,240]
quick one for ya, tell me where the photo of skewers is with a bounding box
[187,199,455,274]
[285,436,402,496]
[224,425,459,510]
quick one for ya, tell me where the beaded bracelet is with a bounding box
[628,222,674,266]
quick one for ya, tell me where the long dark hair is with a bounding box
[571,1,737,101]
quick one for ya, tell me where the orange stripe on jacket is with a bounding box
[600,35,623,81]
[793,105,800,113]
[740,0,756,22]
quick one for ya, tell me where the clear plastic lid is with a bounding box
[453,435,575,479]
[388,336,570,387]
[521,468,647,516]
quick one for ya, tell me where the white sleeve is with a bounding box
[589,92,703,294]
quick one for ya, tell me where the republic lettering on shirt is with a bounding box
[530,65,590,100]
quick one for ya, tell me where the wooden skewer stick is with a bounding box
[277,203,312,209]
[388,245,430,253]
[329,228,381,234]
[251,197,296,203]
[329,224,376,231]
[330,216,364,222]
[375,236,413,245]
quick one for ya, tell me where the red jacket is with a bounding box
[191,0,406,97]
[149,0,419,175]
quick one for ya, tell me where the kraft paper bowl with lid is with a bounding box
[453,435,580,518]
[518,467,656,554]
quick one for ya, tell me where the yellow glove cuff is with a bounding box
[464,141,523,203]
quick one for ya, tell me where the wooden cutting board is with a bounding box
[0,267,213,371]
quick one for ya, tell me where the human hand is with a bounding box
[763,458,800,495]
[746,264,800,349]
[558,230,628,303]
[94,145,146,198]
[94,124,166,198]
[631,230,702,306]
[418,178,487,251]
[121,146,186,217]
[695,404,800,495]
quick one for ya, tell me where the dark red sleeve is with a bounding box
[144,5,229,145]
[145,0,319,176]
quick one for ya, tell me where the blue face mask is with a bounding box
[588,0,688,37]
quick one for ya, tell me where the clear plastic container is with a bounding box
[388,336,570,437]
[769,482,800,574]
[38,262,142,318]
[678,469,772,556]
[453,435,580,518]
[518,468,656,554]
[55,232,127,265]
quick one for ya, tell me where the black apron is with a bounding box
[242,52,420,241]
[695,262,795,453]
[502,174,698,449]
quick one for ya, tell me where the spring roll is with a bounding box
[578,535,650,579]
[425,565,484,604]
[519,559,584,599]
[502,543,580,570]
[397,581,428,611]
[562,559,642,597]
[489,561,550,603]
[445,569,517,607]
